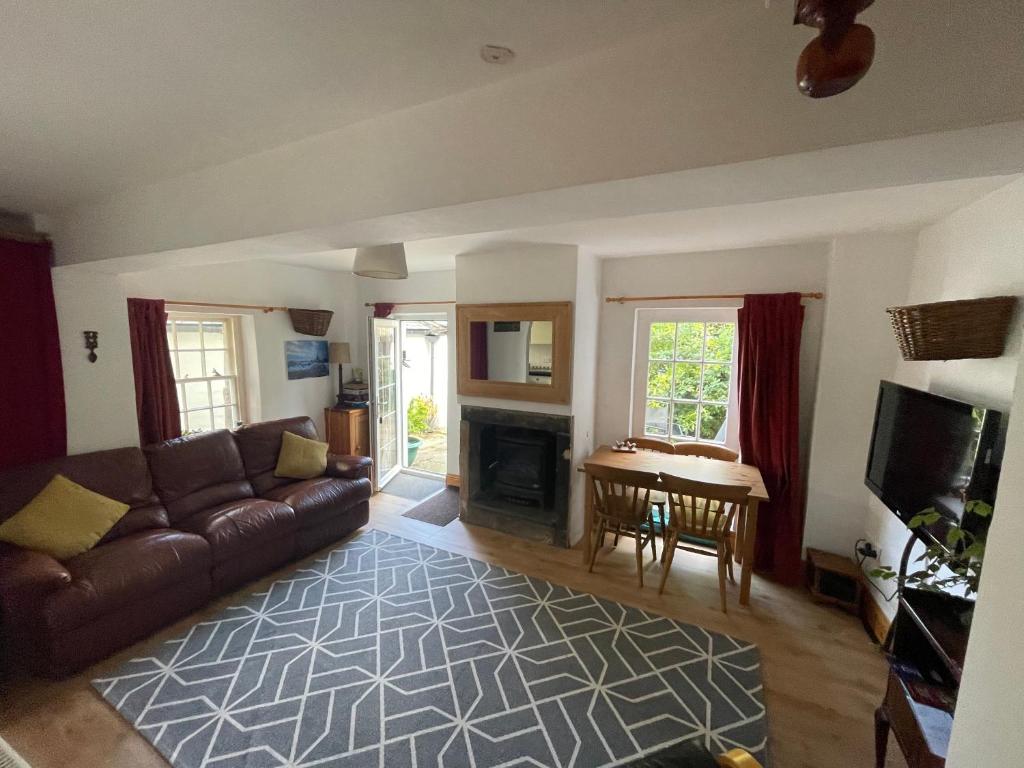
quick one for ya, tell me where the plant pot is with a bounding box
[407,436,423,466]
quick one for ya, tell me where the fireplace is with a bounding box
[460,406,571,546]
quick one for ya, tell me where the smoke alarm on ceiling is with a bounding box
[480,44,515,64]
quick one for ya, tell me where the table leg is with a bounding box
[739,498,759,605]
[581,470,593,565]
[734,506,746,565]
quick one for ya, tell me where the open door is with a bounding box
[369,317,401,490]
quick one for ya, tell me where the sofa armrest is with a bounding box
[325,454,373,481]
[0,543,71,616]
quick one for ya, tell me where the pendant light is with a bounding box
[353,243,408,279]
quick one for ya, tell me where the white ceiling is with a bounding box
[266,176,1018,272]
[5,1,1024,216]
[0,0,686,210]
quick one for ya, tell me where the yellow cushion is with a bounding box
[0,474,129,561]
[274,430,329,480]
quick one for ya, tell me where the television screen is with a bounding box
[865,381,1003,529]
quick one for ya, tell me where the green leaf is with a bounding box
[965,500,993,518]
[947,528,966,546]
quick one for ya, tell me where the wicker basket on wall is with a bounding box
[886,296,1017,361]
[288,308,334,336]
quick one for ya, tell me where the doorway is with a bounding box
[369,315,448,493]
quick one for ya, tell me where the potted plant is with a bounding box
[870,500,992,596]
[406,395,437,465]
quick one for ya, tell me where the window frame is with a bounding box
[630,307,740,451]
[166,312,249,434]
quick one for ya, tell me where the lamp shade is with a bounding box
[353,242,408,279]
[329,342,351,364]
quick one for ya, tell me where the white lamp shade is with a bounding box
[329,342,351,364]
[353,243,408,279]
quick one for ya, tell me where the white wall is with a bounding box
[861,179,1024,620]
[803,233,917,554]
[53,260,355,453]
[947,352,1024,766]
[569,252,601,546]
[595,244,829,472]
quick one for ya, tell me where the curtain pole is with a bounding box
[605,292,824,304]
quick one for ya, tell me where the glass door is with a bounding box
[369,317,401,489]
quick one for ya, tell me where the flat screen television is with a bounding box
[865,381,1004,539]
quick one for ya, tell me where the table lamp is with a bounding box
[329,342,351,406]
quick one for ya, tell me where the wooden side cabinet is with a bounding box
[324,407,370,458]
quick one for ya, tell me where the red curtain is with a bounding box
[127,298,181,445]
[373,303,396,319]
[0,238,67,469]
[737,292,805,585]
[469,321,488,379]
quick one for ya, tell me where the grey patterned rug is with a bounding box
[94,530,768,767]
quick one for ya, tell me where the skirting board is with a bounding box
[445,473,460,488]
[861,589,893,644]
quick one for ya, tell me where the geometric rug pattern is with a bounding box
[94,529,767,767]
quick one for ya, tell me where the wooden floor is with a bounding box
[0,492,907,768]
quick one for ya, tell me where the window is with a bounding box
[166,313,247,433]
[631,309,739,448]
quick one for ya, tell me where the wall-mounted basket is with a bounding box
[288,308,334,336]
[886,296,1018,361]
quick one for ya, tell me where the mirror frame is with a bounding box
[456,301,573,405]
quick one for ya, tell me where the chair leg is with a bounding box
[589,519,606,573]
[725,539,736,584]
[658,532,677,594]
[648,514,658,561]
[717,542,729,613]
[635,531,645,588]
[613,523,621,547]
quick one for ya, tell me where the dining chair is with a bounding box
[585,462,661,587]
[673,442,739,462]
[621,436,674,539]
[657,472,750,611]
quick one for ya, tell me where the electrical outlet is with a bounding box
[857,542,879,560]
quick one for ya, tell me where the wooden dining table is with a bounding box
[579,445,769,606]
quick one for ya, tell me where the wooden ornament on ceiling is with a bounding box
[794,0,876,98]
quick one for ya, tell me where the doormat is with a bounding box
[402,486,460,526]
[382,472,444,501]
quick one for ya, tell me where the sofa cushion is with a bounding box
[262,476,372,530]
[41,529,210,632]
[275,430,329,480]
[0,474,129,561]
[144,430,254,522]
[176,499,297,564]
[234,417,322,495]
[0,447,167,542]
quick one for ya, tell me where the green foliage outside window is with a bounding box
[644,321,735,442]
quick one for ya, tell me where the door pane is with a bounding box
[645,399,669,436]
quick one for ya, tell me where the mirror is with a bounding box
[467,320,553,385]
[457,302,572,404]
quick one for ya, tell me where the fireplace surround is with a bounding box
[459,405,571,546]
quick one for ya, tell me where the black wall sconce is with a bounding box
[83,330,98,363]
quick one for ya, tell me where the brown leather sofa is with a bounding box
[0,416,371,677]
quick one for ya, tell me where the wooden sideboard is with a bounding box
[324,407,370,458]
[875,589,972,768]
